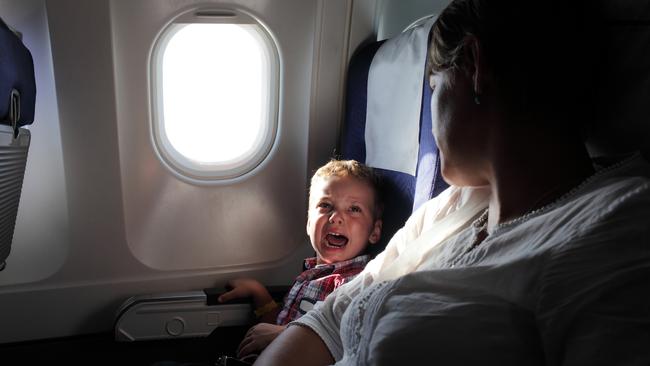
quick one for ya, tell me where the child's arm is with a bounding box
[218,278,280,324]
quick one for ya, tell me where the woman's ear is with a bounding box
[368,219,382,244]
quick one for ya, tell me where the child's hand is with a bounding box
[218,278,269,306]
[236,323,286,358]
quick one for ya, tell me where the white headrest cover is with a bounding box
[364,16,436,175]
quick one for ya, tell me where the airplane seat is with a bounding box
[341,39,414,256]
[340,17,448,256]
[0,17,36,271]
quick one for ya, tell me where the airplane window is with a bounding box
[151,19,279,182]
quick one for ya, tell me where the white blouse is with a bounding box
[292,154,650,365]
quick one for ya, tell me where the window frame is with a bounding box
[149,8,280,183]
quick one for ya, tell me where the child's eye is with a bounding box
[318,202,332,210]
[349,206,362,213]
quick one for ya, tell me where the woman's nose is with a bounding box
[328,210,344,224]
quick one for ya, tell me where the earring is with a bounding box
[474,93,481,105]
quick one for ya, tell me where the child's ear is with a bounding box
[368,219,382,244]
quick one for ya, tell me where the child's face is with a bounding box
[306,175,382,265]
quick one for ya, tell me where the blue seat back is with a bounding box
[0,18,36,131]
[341,37,448,255]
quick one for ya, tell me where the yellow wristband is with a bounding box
[254,300,278,318]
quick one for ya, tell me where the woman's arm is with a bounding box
[254,325,334,366]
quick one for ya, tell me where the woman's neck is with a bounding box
[486,133,595,230]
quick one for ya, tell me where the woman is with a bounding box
[255,0,650,364]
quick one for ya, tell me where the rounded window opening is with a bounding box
[151,10,279,182]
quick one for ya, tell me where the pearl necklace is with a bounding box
[491,152,638,234]
[452,152,639,264]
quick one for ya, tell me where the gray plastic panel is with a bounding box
[114,291,253,342]
[0,125,30,271]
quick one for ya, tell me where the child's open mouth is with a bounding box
[325,232,348,248]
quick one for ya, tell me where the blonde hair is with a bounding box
[310,159,383,219]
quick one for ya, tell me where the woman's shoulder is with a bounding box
[589,152,650,187]
[539,154,650,256]
[577,153,650,210]
[492,154,650,257]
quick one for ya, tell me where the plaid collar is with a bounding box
[303,254,371,271]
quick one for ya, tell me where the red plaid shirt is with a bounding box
[275,254,370,325]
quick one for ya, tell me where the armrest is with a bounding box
[114,286,292,342]
[114,290,252,342]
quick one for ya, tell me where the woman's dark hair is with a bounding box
[429,0,597,133]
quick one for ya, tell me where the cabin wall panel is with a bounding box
[43,0,131,280]
[1,0,357,344]
[307,0,353,172]
[111,0,316,271]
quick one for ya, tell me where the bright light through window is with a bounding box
[152,18,278,181]
[163,24,265,163]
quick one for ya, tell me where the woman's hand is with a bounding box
[237,323,286,358]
